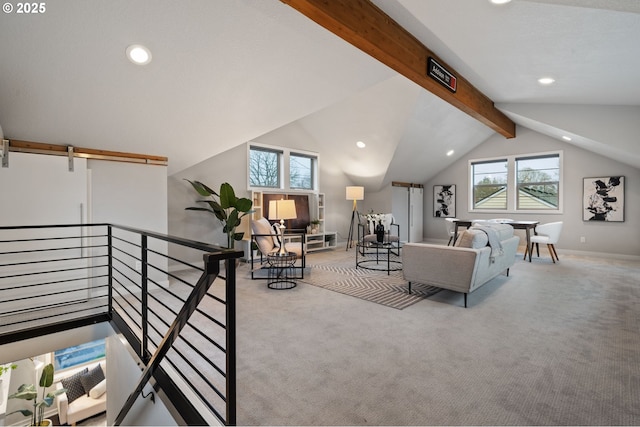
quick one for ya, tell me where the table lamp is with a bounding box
[268,199,297,256]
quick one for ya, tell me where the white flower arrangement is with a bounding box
[366,212,384,223]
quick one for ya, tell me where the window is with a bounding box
[516,154,560,209]
[53,339,106,370]
[248,143,318,191]
[289,153,314,190]
[469,151,562,213]
[249,147,281,188]
[472,159,508,209]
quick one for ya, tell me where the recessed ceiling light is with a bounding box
[356,141,366,149]
[490,0,512,4]
[126,44,152,65]
[446,150,455,156]
[562,135,572,141]
[538,77,555,85]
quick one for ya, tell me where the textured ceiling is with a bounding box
[0,0,638,187]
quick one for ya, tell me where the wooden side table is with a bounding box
[266,252,297,289]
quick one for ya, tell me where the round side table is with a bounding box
[266,252,297,289]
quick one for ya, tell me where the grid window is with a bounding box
[472,159,508,209]
[249,147,281,188]
[289,153,314,190]
[516,154,560,209]
[53,339,106,371]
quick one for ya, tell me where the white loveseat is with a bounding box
[402,223,519,307]
[56,362,106,426]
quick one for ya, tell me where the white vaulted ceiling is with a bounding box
[0,0,638,189]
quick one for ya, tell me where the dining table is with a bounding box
[452,219,540,262]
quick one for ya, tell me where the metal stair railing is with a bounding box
[0,223,241,426]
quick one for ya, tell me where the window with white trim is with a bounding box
[53,339,106,371]
[469,151,562,213]
[249,146,281,188]
[248,143,318,191]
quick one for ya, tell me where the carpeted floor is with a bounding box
[299,250,441,309]
[234,246,640,426]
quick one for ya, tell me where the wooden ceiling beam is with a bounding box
[280,0,516,138]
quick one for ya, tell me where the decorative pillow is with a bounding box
[80,364,105,396]
[251,217,277,255]
[89,378,107,399]
[60,367,88,404]
[454,229,489,249]
[271,223,282,245]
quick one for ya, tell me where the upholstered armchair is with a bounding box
[250,217,306,279]
[357,213,400,254]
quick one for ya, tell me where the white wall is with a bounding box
[88,160,167,233]
[423,126,640,257]
[106,335,176,426]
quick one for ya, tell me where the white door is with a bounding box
[391,185,409,243]
[409,186,424,242]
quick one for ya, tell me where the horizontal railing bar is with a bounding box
[0,264,107,280]
[1,298,108,327]
[0,274,109,292]
[1,282,109,304]
[111,280,143,307]
[0,233,108,244]
[0,244,108,256]
[111,264,142,289]
[0,255,108,269]
[146,247,205,273]
[0,223,110,231]
[111,235,142,251]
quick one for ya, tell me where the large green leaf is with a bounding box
[39,363,54,388]
[235,197,253,213]
[185,179,213,197]
[233,232,245,241]
[219,182,236,209]
[8,384,37,401]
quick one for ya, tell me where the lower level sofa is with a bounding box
[56,361,106,426]
[402,223,520,307]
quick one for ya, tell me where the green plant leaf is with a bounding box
[185,179,212,197]
[235,197,253,212]
[8,384,37,400]
[39,363,54,388]
[219,182,236,209]
[233,232,244,241]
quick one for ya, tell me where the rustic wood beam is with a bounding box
[7,139,168,165]
[280,0,516,138]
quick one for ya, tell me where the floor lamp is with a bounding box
[345,186,364,250]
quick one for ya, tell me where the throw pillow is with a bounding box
[271,223,282,245]
[60,367,88,404]
[80,364,105,396]
[455,229,489,249]
[89,378,107,399]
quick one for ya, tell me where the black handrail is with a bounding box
[0,223,241,426]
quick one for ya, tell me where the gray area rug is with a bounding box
[301,259,441,310]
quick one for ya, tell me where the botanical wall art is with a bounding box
[434,184,456,218]
[583,176,625,221]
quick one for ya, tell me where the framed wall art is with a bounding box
[433,184,456,218]
[583,176,625,221]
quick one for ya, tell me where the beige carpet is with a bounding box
[234,246,640,426]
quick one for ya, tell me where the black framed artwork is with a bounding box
[433,185,456,218]
[583,176,624,221]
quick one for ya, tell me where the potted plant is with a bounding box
[185,180,253,249]
[310,219,321,234]
[8,363,66,426]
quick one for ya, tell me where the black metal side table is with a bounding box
[266,252,297,289]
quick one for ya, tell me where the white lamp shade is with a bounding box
[268,199,297,220]
[346,186,364,201]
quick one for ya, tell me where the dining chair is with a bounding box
[529,221,563,263]
[445,218,458,246]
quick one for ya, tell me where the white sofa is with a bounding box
[56,362,106,426]
[402,223,519,307]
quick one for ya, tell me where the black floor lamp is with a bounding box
[345,186,364,250]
